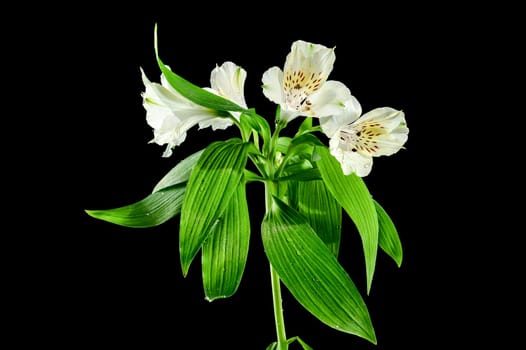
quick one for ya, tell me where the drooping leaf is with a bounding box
[202,183,250,301]
[316,146,378,294]
[152,149,204,192]
[154,24,246,113]
[298,180,342,257]
[85,184,185,228]
[179,139,249,276]
[261,196,377,344]
[374,200,403,267]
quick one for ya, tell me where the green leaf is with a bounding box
[262,196,376,344]
[298,180,342,257]
[288,336,314,350]
[240,111,271,151]
[152,149,204,192]
[154,24,246,112]
[316,146,378,295]
[265,343,277,350]
[179,139,249,276]
[277,134,323,177]
[277,179,298,209]
[85,184,185,228]
[202,183,250,301]
[276,137,291,154]
[374,200,403,267]
[289,133,324,148]
[281,159,313,175]
[277,166,321,182]
[244,169,264,183]
[269,336,313,349]
[297,116,313,135]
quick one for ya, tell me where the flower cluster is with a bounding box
[88,32,410,349]
[142,40,408,176]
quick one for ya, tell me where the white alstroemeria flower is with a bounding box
[141,61,247,157]
[262,40,351,122]
[321,106,409,177]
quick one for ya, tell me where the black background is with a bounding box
[11,2,515,349]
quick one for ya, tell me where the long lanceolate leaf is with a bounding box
[262,196,377,344]
[85,149,206,228]
[202,183,250,301]
[179,139,249,276]
[297,180,342,257]
[316,146,378,295]
[152,149,204,192]
[85,184,185,228]
[154,24,247,113]
[374,200,403,267]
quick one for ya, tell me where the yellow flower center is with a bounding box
[283,70,323,111]
[339,121,386,155]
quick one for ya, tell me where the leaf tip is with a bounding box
[396,257,403,268]
[84,209,97,218]
[180,257,191,278]
[154,23,159,57]
[204,294,227,302]
[359,323,377,345]
[366,275,374,296]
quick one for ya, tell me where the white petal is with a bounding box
[279,41,337,114]
[354,107,408,156]
[151,116,186,147]
[285,40,335,81]
[359,107,405,131]
[141,69,188,110]
[262,66,285,105]
[162,145,174,158]
[171,109,222,133]
[147,108,186,158]
[329,137,373,177]
[143,101,179,131]
[307,81,350,117]
[210,61,248,109]
[277,107,299,123]
[148,108,215,147]
[317,87,362,137]
[159,65,179,94]
[371,134,409,156]
[198,117,234,130]
[141,68,230,155]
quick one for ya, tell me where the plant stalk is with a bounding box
[265,181,288,350]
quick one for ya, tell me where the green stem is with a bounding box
[270,264,288,350]
[264,113,289,349]
[265,181,288,350]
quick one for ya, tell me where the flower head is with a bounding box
[141,62,247,157]
[262,40,351,122]
[321,106,409,177]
